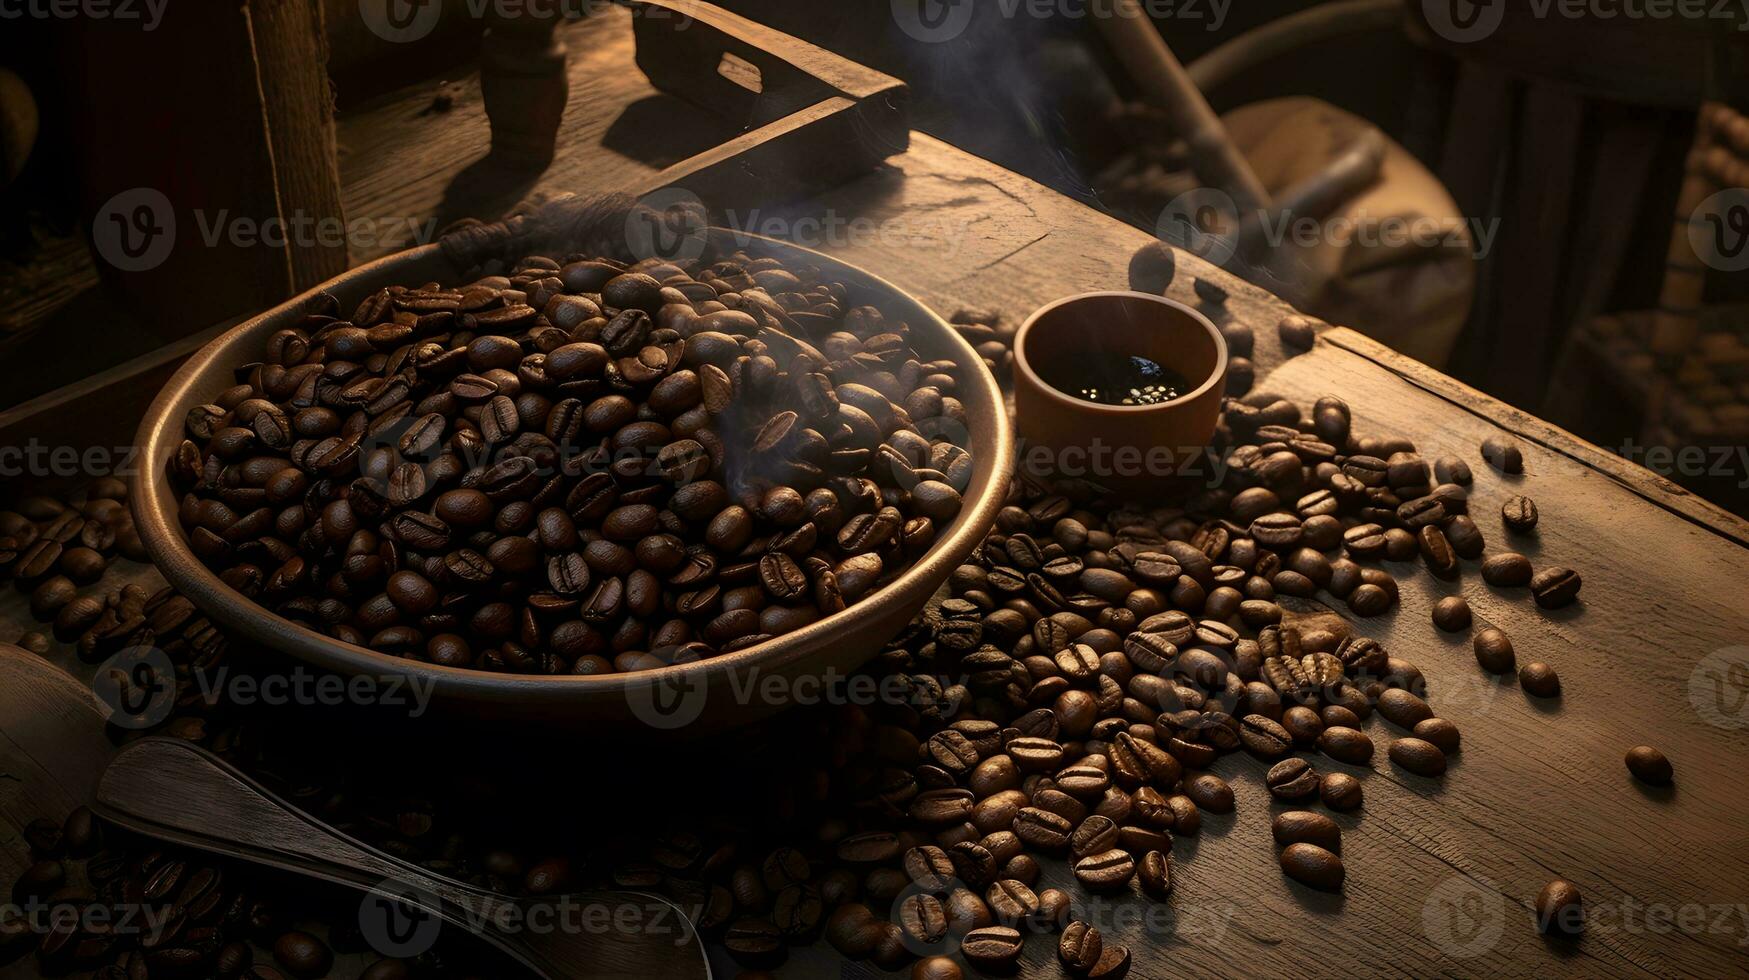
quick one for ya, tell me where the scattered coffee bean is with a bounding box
[1388,737,1447,777]
[1319,772,1363,811]
[1502,495,1538,533]
[1278,315,1317,351]
[961,926,1024,969]
[1317,726,1374,765]
[1480,436,1523,473]
[1413,718,1461,754]
[1519,662,1561,698]
[1059,920,1103,971]
[1481,552,1532,587]
[1473,627,1516,674]
[1535,879,1584,934]
[1266,759,1321,801]
[1272,810,1341,852]
[1280,843,1344,891]
[1625,745,1672,785]
[912,956,963,980]
[1530,567,1582,609]
[1432,596,1471,632]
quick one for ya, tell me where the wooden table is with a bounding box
[5,9,1749,979]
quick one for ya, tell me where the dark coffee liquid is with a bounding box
[1040,352,1191,406]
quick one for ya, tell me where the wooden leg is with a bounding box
[481,3,569,169]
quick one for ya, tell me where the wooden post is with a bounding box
[1650,104,1723,357]
[248,0,349,290]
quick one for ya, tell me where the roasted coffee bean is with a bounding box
[1266,758,1321,801]
[1059,920,1103,971]
[1072,849,1136,891]
[1182,773,1234,813]
[1388,737,1447,777]
[1520,662,1561,698]
[1480,436,1523,473]
[1280,843,1343,891]
[1319,772,1363,810]
[1413,718,1461,754]
[1279,315,1317,350]
[1473,627,1516,674]
[1482,552,1532,587]
[1418,526,1459,580]
[1317,726,1374,765]
[1536,880,1584,934]
[913,956,963,980]
[961,926,1024,970]
[1625,745,1672,785]
[271,931,332,979]
[1239,714,1293,759]
[1502,495,1539,533]
[1530,567,1581,609]
[1432,596,1471,632]
[899,893,950,946]
[1378,689,1433,729]
[1273,810,1341,851]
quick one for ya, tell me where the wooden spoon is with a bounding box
[93,737,712,979]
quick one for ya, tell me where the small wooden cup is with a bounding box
[1013,291,1229,499]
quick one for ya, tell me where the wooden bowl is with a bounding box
[131,232,1012,732]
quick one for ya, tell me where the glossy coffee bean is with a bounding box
[1530,567,1581,609]
[1280,843,1344,891]
[1519,662,1561,698]
[1625,745,1672,785]
[1536,880,1584,934]
[1319,772,1363,811]
[1388,737,1447,777]
[1473,627,1516,674]
[1432,596,1471,632]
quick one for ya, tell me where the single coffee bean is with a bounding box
[1378,689,1433,729]
[1625,745,1672,785]
[1388,737,1448,777]
[1279,315,1317,351]
[1088,943,1131,979]
[1266,758,1321,801]
[1473,627,1516,674]
[1432,596,1471,632]
[1058,920,1103,972]
[1536,880,1584,934]
[1239,714,1293,759]
[1138,850,1172,898]
[1413,718,1462,754]
[1317,726,1374,765]
[1480,436,1523,473]
[1182,773,1234,813]
[1520,662,1561,698]
[1320,772,1363,811]
[1348,584,1391,617]
[1272,810,1341,851]
[960,926,1024,969]
[1434,456,1472,485]
[1530,567,1582,609]
[1280,843,1344,891]
[1072,849,1136,891]
[1419,526,1459,580]
[271,931,332,979]
[1482,552,1533,587]
[1281,706,1324,746]
[1502,495,1539,533]
[912,956,963,980]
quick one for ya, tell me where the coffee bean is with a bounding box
[1530,567,1581,609]
[1348,584,1391,617]
[1481,552,1532,587]
[961,926,1024,969]
[1279,315,1317,350]
[1321,772,1363,811]
[1432,596,1471,632]
[1536,880,1584,934]
[1413,718,1461,754]
[1377,689,1433,729]
[1480,436,1523,473]
[899,893,950,946]
[1419,526,1459,580]
[1183,773,1234,813]
[1520,662,1561,698]
[1317,726,1373,765]
[1473,627,1517,674]
[1266,758,1321,801]
[1059,920,1103,971]
[724,917,785,966]
[1280,843,1344,891]
[271,932,331,979]
[1388,737,1447,777]
[1502,495,1538,533]
[1434,456,1472,485]
[1625,745,1672,785]
[1240,714,1293,759]
[1272,810,1341,851]
[913,956,963,980]
[1072,849,1136,891]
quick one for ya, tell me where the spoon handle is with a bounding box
[93,738,704,978]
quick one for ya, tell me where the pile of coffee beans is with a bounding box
[168,249,972,674]
[1,478,147,633]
